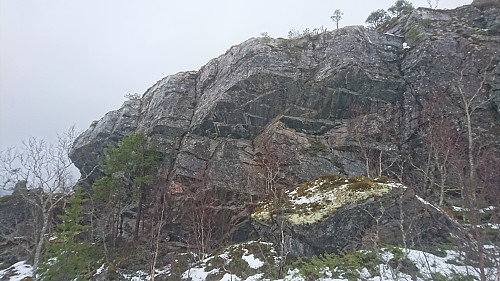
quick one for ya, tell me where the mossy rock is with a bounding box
[251,175,403,225]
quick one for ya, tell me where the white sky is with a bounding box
[0,0,470,150]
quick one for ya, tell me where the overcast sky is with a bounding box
[0,0,470,151]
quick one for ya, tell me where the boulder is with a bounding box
[251,175,460,257]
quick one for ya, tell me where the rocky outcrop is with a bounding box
[70,4,500,246]
[71,25,406,182]
[251,175,459,257]
[0,194,35,266]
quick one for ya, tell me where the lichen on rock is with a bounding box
[252,175,459,257]
[251,175,403,225]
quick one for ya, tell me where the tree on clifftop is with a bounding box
[365,9,390,30]
[388,0,414,17]
[331,9,343,29]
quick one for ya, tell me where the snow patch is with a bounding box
[451,205,496,214]
[380,250,394,262]
[121,270,150,281]
[487,223,500,229]
[95,263,106,275]
[452,205,467,212]
[415,195,442,212]
[182,267,219,281]
[242,253,264,269]
[480,205,496,212]
[0,261,33,281]
[291,194,324,205]
[406,249,476,278]
[219,251,231,261]
[358,268,371,279]
[245,273,265,281]
[221,273,242,281]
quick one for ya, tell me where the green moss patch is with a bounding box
[251,175,403,225]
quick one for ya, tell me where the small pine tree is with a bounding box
[38,188,93,280]
[93,133,162,242]
[331,9,343,29]
[365,9,390,29]
[388,0,414,17]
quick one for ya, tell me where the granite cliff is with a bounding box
[69,3,500,250]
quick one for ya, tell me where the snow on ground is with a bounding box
[175,247,493,281]
[10,241,495,280]
[451,205,497,213]
[93,264,171,281]
[121,269,150,281]
[242,253,264,269]
[274,248,491,281]
[118,241,497,280]
[406,249,481,279]
[182,267,219,281]
[0,261,33,281]
[221,273,242,281]
[415,195,442,212]
[95,263,106,275]
[291,193,324,205]
[246,273,265,281]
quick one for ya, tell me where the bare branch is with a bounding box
[0,128,78,280]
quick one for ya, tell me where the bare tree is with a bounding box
[413,92,459,204]
[255,142,290,277]
[184,171,218,261]
[349,103,399,178]
[349,104,373,177]
[150,172,168,281]
[445,56,498,281]
[452,151,487,280]
[412,55,494,202]
[406,55,498,280]
[452,62,491,187]
[427,0,439,9]
[0,127,78,280]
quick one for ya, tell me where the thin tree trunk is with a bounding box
[378,150,383,177]
[465,109,475,183]
[33,211,50,280]
[279,219,285,278]
[356,136,371,178]
[135,186,144,241]
[456,66,488,197]
[469,202,486,281]
[463,169,486,281]
[200,210,205,259]
[439,171,446,206]
[151,193,166,281]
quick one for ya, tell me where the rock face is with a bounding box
[473,0,500,5]
[0,194,35,266]
[71,26,406,182]
[70,4,500,248]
